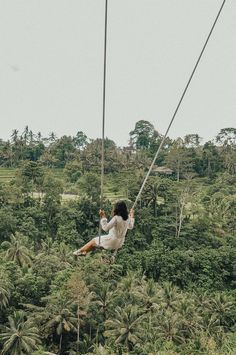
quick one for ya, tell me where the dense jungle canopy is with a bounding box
[0,121,236,354]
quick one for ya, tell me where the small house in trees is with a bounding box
[152,166,173,175]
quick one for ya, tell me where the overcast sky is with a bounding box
[0,0,235,146]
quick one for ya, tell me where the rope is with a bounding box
[99,0,108,244]
[132,0,227,210]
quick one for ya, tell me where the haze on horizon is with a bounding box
[0,0,235,147]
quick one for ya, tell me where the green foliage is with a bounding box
[78,172,101,201]
[0,311,41,354]
[1,232,32,268]
[64,160,83,183]
[0,123,236,354]
[129,120,160,151]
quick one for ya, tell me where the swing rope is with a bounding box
[99,0,108,245]
[132,0,227,210]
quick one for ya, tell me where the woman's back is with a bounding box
[101,215,134,239]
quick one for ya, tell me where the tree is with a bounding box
[48,131,57,143]
[201,141,221,176]
[64,160,82,183]
[166,138,193,181]
[1,233,32,267]
[133,278,160,312]
[36,131,42,143]
[46,307,77,354]
[10,129,19,144]
[43,291,77,355]
[142,176,162,217]
[156,310,185,344]
[208,293,235,330]
[184,134,202,148]
[174,182,194,238]
[176,294,202,338]
[80,138,119,173]
[0,275,10,309]
[22,125,30,143]
[223,146,236,174]
[66,270,92,354]
[40,151,58,167]
[0,207,17,243]
[92,284,114,320]
[216,128,236,146]
[0,311,41,354]
[115,271,142,304]
[159,282,181,311]
[73,131,88,149]
[17,161,45,194]
[78,172,101,201]
[0,140,13,167]
[216,128,236,175]
[29,130,34,144]
[104,305,145,351]
[49,136,76,167]
[42,174,63,236]
[129,120,157,150]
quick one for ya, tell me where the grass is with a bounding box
[104,177,127,202]
[0,167,65,183]
[50,168,65,180]
[0,168,16,182]
[0,167,126,202]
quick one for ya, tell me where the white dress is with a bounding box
[94,215,135,250]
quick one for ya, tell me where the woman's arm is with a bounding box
[128,208,135,230]
[127,217,135,230]
[100,216,117,232]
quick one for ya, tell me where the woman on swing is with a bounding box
[73,201,135,256]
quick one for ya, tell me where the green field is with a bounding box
[0,167,126,201]
[0,168,16,182]
[0,168,65,183]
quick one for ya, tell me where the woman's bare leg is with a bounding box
[80,239,97,253]
[73,239,97,256]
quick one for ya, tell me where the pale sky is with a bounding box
[0,0,235,146]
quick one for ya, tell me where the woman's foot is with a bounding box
[73,250,87,256]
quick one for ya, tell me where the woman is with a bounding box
[73,201,135,256]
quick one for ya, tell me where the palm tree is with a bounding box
[36,131,42,143]
[46,307,77,354]
[207,293,235,331]
[87,344,114,355]
[22,125,29,143]
[1,141,14,167]
[156,310,185,344]
[92,284,114,320]
[159,282,181,312]
[134,278,160,312]
[10,129,19,144]
[1,233,32,267]
[0,311,41,354]
[0,283,10,309]
[29,130,35,145]
[38,237,54,256]
[49,131,57,143]
[66,270,92,355]
[176,295,202,337]
[116,271,142,303]
[143,177,161,217]
[104,305,145,351]
[56,242,73,267]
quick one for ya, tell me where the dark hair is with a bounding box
[113,201,129,221]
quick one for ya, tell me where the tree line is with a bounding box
[1,121,236,177]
